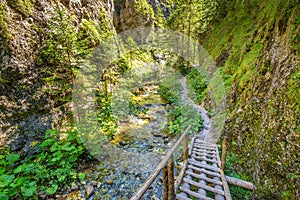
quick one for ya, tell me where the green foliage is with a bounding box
[7,0,33,18]
[203,0,300,198]
[154,7,166,28]
[223,152,251,200]
[0,4,11,40]
[186,68,207,104]
[134,0,155,19]
[0,130,86,199]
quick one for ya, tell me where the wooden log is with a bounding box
[188,159,220,172]
[192,151,217,158]
[168,155,175,200]
[225,176,255,190]
[162,166,168,200]
[187,165,221,177]
[215,146,222,168]
[175,160,188,192]
[176,193,192,200]
[191,154,218,164]
[185,171,223,185]
[193,148,216,154]
[179,187,214,200]
[221,136,227,171]
[183,178,225,195]
[183,133,188,161]
[220,170,232,200]
[188,137,195,155]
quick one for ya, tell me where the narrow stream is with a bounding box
[64,85,177,199]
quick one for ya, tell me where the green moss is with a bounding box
[133,0,155,19]
[7,0,33,18]
[0,4,11,39]
[202,0,300,198]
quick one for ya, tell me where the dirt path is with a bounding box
[180,77,211,140]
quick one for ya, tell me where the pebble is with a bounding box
[106,179,113,185]
[85,184,94,197]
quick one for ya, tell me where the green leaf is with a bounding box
[14,163,27,174]
[0,174,14,187]
[51,151,63,162]
[10,177,29,187]
[45,129,57,138]
[0,168,5,175]
[67,155,77,163]
[21,181,37,197]
[40,138,55,147]
[0,194,8,200]
[6,154,19,164]
[77,172,85,180]
[50,143,58,152]
[45,183,58,195]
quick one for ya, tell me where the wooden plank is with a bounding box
[183,178,225,196]
[179,187,214,200]
[193,144,217,151]
[188,137,195,156]
[175,160,188,192]
[188,159,220,172]
[162,166,168,200]
[185,171,223,185]
[221,136,227,171]
[220,170,232,200]
[187,165,221,177]
[176,193,192,200]
[225,176,255,190]
[192,148,216,154]
[130,125,191,200]
[168,155,175,200]
[183,133,189,160]
[192,150,216,157]
[191,154,218,163]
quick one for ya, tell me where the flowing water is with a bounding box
[64,85,178,199]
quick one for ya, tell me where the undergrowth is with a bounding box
[0,130,87,199]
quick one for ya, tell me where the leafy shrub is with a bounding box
[0,130,86,199]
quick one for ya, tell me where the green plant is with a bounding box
[0,130,86,199]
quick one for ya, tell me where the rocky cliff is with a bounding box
[0,0,115,154]
[202,0,299,198]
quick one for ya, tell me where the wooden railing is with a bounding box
[130,125,191,200]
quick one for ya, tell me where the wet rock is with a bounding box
[71,184,79,190]
[85,184,94,197]
[106,179,113,185]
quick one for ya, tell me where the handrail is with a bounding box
[130,125,191,200]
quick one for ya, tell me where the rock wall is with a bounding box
[0,0,115,154]
[202,0,299,198]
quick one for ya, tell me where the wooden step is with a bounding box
[191,154,218,163]
[188,159,220,172]
[192,151,217,158]
[183,178,225,196]
[176,193,192,200]
[185,171,223,185]
[179,187,214,200]
[187,165,221,178]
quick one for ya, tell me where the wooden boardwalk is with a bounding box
[176,138,231,200]
[131,126,254,200]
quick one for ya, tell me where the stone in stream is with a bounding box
[85,184,94,197]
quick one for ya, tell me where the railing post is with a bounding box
[183,133,188,161]
[162,166,168,200]
[221,136,228,171]
[168,154,175,200]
